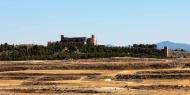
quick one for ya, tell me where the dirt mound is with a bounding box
[0,73,101,81]
[125,85,190,90]
[3,87,109,94]
[115,70,190,80]
[0,62,187,72]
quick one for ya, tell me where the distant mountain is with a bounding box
[157,41,190,52]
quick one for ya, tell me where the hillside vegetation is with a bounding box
[0,43,165,60]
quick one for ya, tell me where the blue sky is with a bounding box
[0,0,190,46]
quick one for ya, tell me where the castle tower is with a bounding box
[61,35,64,41]
[84,37,88,45]
[164,46,169,57]
[91,35,97,45]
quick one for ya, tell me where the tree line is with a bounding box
[0,43,165,61]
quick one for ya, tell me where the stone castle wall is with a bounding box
[48,35,97,46]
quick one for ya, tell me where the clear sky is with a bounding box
[0,0,190,46]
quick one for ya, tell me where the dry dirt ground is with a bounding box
[0,57,190,95]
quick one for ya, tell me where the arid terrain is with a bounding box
[1,57,190,95]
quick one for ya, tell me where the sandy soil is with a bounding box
[0,57,190,95]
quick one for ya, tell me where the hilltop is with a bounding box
[157,41,190,52]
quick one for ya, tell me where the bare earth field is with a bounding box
[1,57,190,95]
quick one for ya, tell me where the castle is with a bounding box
[48,35,97,46]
